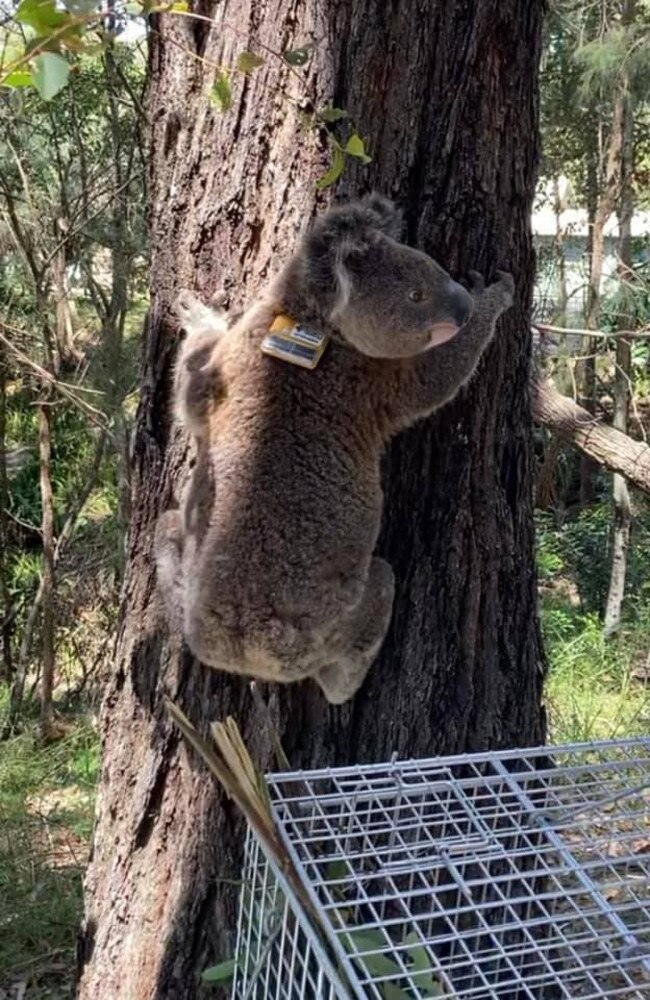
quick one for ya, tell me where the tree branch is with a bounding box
[535,322,650,340]
[533,377,650,496]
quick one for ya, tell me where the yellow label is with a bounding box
[269,313,297,333]
[262,315,329,370]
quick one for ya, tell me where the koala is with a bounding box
[155,195,514,704]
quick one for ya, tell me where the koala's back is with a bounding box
[184,320,388,649]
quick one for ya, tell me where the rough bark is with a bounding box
[533,378,650,495]
[535,432,562,510]
[79,2,546,997]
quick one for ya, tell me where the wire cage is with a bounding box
[231,738,650,999]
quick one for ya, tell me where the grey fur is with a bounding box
[155,197,514,703]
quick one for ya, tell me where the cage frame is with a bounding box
[232,737,650,999]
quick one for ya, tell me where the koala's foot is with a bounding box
[175,289,228,338]
[315,557,395,705]
[317,657,366,705]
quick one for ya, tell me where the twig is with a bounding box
[0,327,109,430]
[535,321,650,340]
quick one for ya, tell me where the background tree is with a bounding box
[77,1,546,996]
[0,46,146,723]
[535,0,650,641]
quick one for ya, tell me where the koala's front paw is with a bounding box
[175,289,227,336]
[175,289,204,326]
[465,270,514,311]
[492,270,515,309]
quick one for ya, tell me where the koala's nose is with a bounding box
[446,281,473,327]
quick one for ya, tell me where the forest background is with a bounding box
[1,0,650,996]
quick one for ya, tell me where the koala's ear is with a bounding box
[361,192,403,239]
[329,237,372,319]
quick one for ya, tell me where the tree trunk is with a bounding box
[579,20,631,507]
[38,398,55,736]
[552,175,567,320]
[535,433,562,510]
[578,144,599,506]
[604,31,635,637]
[0,346,12,683]
[78,3,546,996]
[52,218,83,371]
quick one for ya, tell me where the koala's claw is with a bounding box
[175,289,227,336]
[467,270,485,294]
[494,270,515,305]
[175,289,200,322]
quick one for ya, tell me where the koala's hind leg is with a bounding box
[174,290,227,437]
[315,557,395,705]
[154,509,184,631]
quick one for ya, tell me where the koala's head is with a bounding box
[289,194,473,359]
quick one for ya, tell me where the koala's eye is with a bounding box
[408,289,426,303]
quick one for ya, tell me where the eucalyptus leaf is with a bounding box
[318,104,348,123]
[16,0,71,31]
[316,144,345,190]
[200,958,236,983]
[61,0,100,10]
[325,859,348,881]
[237,51,265,73]
[32,52,71,101]
[403,932,445,997]
[2,70,32,88]
[345,133,372,163]
[283,45,312,66]
[341,929,406,980]
[211,72,232,111]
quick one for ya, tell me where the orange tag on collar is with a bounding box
[261,314,329,370]
[269,313,296,333]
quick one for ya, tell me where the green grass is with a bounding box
[0,705,99,997]
[537,502,650,745]
[543,608,650,743]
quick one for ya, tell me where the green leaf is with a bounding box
[1,70,32,88]
[237,51,265,73]
[345,133,372,164]
[61,0,100,11]
[201,959,236,983]
[170,0,189,8]
[325,859,348,881]
[31,52,70,101]
[123,1,143,12]
[316,143,345,190]
[282,45,312,66]
[16,0,71,31]
[211,72,232,111]
[381,985,412,1000]
[318,104,348,123]
[341,929,406,981]
[403,932,444,997]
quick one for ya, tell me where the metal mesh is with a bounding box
[232,738,650,999]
